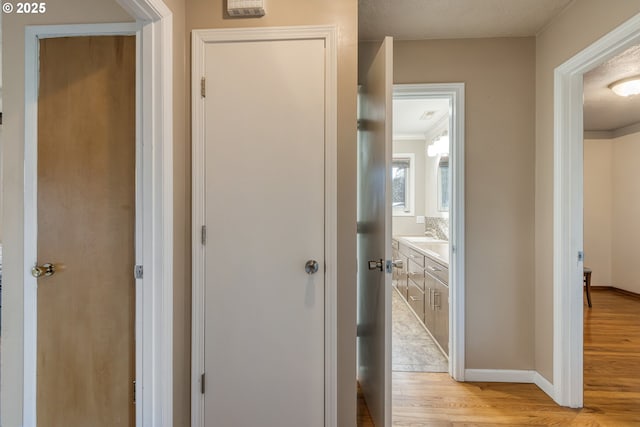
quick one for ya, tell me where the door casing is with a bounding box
[22,5,174,425]
[190,25,338,427]
[393,83,466,381]
[552,11,640,409]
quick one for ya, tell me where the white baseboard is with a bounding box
[464,369,556,401]
[533,371,555,399]
[464,369,535,383]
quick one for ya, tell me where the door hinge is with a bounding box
[201,77,206,98]
[133,380,136,404]
[134,265,143,279]
[201,373,205,394]
[201,225,207,245]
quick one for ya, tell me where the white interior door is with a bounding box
[200,37,326,426]
[357,36,393,426]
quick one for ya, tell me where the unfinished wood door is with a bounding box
[36,36,136,427]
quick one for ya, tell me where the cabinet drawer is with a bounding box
[406,247,424,267]
[407,259,425,289]
[398,242,411,257]
[407,282,425,322]
[424,256,448,285]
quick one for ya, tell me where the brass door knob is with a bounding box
[32,263,56,278]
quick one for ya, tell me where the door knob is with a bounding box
[305,260,319,274]
[32,263,56,278]
[392,259,404,269]
[368,259,384,271]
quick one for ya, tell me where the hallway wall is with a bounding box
[535,0,640,381]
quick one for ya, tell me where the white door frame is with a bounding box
[191,25,337,427]
[23,0,173,424]
[553,12,640,408]
[393,83,465,380]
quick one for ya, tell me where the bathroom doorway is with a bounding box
[391,84,465,379]
[391,94,450,373]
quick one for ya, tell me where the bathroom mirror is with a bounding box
[437,156,449,212]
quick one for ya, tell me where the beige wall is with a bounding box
[393,139,427,236]
[612,132,640,294]
[0,0,191,425]
[535,1,640,381]
[363,37,536,370]
[585,133,640,294]
[185,1,358,425]
[0,2,135,425]
[584,139,613,286]
[165,0,190,425]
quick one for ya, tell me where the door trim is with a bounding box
[552,12,640,408]
[23,1,174,424]
[393,83,466,380]
[191,25,338,427]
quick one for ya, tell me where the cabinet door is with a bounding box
[407,281,425,323]
[423,274,437,332]
[398,255,409,299]
[435,282,449,355]
[392,247,399,286]
[407,259,425,290]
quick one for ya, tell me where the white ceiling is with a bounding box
[583,45,640,132]
[393,98,449,140]
[359,0,573,41]
[362,0,639,133]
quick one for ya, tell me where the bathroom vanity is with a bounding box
[392,236,449,356]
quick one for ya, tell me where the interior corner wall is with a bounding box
[161,0,190,425]
[0,2,135,426]
[185,1,358,425]
[362,37,537,371]
[611,131,640,294]
[535,1,640,382]
[583,139,613,287]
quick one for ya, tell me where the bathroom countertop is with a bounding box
[394,235,450,266]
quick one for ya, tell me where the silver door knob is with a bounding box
[392,259,404,269]
[32,263,56,278]
[368,259,384,271]
[305,260,319,274]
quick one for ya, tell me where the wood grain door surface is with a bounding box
[37,36,136,427]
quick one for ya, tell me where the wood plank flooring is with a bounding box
[358,288,640,426]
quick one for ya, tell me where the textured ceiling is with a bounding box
[393,98,449,139]
[584,45,640,132]
[359,0,573,41]
[361,0,638,133]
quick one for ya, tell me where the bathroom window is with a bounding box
[392,154,414,216]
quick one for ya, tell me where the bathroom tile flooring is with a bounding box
[392,288,448,372]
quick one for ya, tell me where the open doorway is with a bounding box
[582,43,640,410]
[553,13,640,408]
[391,95,450,374]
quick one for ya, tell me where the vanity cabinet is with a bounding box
[395,241,410,299]
[395,237,450,356]
[424,257,449,355]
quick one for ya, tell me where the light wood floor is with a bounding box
[358,288,640,426]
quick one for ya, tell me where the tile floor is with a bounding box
[392,288,448,372]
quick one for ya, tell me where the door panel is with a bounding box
[202,39,326,426]
[37,36,136,427]
[357,36,393,427]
